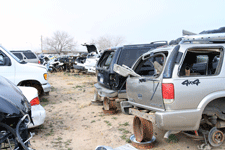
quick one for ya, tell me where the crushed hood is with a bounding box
[0,76,29,115]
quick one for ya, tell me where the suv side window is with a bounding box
[98,51,115,69]
[13,53,23,60]
[23,52,36,59]
[179,48,222,76]
[104,52,114,67]
[0,55,4,65]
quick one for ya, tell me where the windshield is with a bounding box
[0,46,25,63]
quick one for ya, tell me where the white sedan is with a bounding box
[18,86,46,128]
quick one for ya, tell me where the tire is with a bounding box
[0,122,20,150]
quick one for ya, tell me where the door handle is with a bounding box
[139,78,146,83]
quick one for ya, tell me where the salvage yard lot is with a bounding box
[30,72,214,150]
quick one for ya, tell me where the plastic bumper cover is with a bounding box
[73,65,85,71]
[85,66,96,73]
[28,105,46,128]
[42,82,51,93]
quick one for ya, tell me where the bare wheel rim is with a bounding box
[208,127,224,147]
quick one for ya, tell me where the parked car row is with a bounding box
[73,44,101,74]
[38,44,101,74]
[0,46,49,149]
[93,27,225,149]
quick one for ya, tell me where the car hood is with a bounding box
[27,63,47,70]
[82,43,98,54]
[0,76,30,116]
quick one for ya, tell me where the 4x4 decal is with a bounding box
[182,79,200,86]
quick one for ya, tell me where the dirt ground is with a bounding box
[29,72,222,150]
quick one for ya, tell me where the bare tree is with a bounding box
[44,31,77,54]
[91,35,125,51]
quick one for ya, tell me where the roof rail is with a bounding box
[150,41,168,45]
[180,33,225,44]
[10,50,32,52]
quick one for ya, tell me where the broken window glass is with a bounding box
[98,51,115,69]
[134,52,168,76]
[179,49,222,76]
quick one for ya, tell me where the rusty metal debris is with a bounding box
[91,100,103,106]
[103,97,117,110]
[133,116,153,142]
[182,131,204,141]
[102,108,117,115]
[102,97,117,115]
[130,134,156,149]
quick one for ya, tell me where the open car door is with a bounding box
[114,52,168,111]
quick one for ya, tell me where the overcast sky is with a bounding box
[0,0,225,52]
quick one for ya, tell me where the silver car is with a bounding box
[114,33,225,147]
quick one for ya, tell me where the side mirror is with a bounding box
[0,55,4,65]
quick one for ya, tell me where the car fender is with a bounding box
[18,86,38,102]
[197,91,225,113]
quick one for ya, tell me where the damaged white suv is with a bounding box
[114,33,225,147]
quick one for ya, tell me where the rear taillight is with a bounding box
[30,97,40,106]
[38,60,40,64]
[162,83,174,104]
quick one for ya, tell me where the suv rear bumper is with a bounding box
[85,66,96,73]
[129,108,202,131]
[42,82,51,93]
[94,83,118,98]
[94,83,127,98]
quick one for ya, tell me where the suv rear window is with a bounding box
[117,48,150,68]
[23,52,37,59]
[134,52,168,76]
[13,53,23,60]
